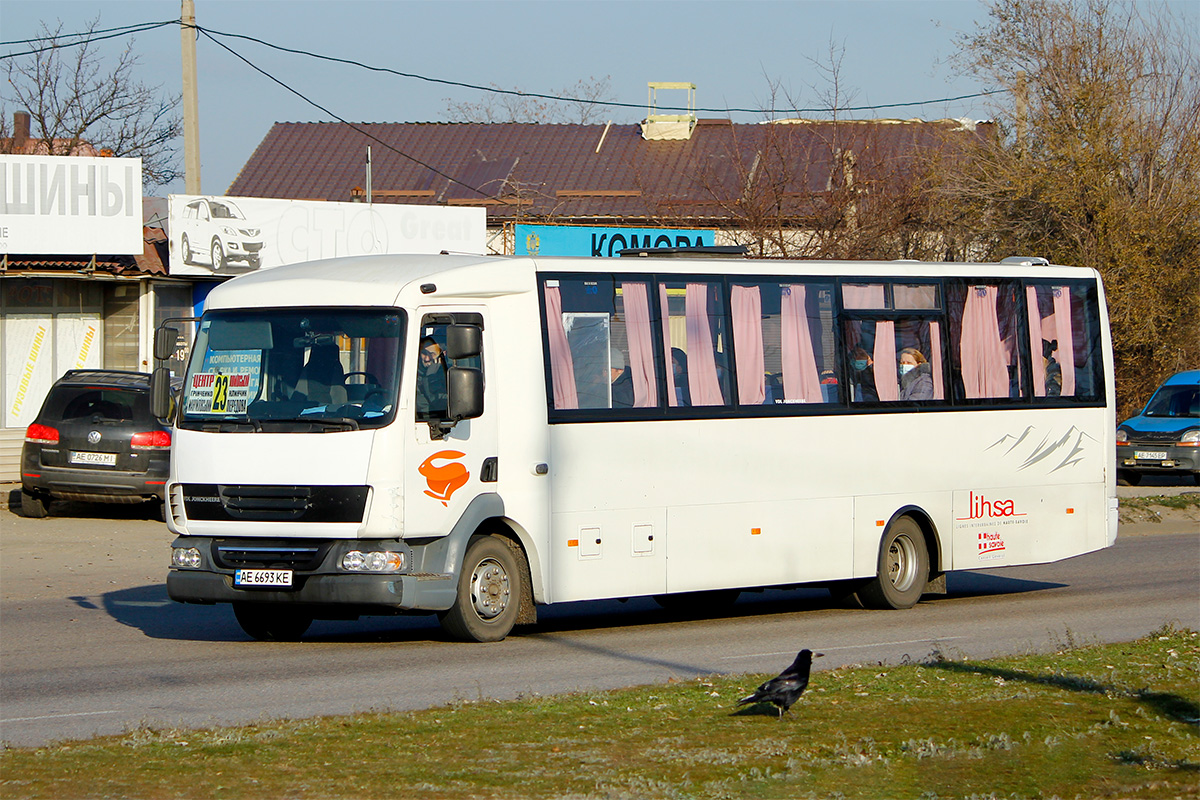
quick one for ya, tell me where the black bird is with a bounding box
[737,649,824,718]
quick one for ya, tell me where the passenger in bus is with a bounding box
[610,347,633,408]
[1042,339,1062,397]
[849,347,878,402]
[898,348,934,401]
[670,348,690,406]
[416,338,448,418]
[296,341,347,406]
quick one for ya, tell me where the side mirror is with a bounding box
[150,367,174,421]
[154,327,179,362]
[446,367,484,421]
[445,325,482,360]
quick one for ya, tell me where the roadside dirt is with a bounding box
[1116,497,1200,537]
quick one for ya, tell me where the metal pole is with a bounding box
[181,0,202,194]
[365,146,372,204]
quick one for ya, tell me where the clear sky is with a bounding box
[0,1,1051,196]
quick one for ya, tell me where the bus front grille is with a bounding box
[181,484,369,523]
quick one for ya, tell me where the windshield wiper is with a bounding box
[254,417,361,432]
[197,420,263,432]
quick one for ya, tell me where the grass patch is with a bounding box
[2,627,1197,799]
[1119,491,1200,525]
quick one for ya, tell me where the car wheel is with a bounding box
[180,233,192,265]
[439,535,523,642]
[856,515,929,610]
[211,239,226,271]
[233,602,313,641]
[20,489,49,519]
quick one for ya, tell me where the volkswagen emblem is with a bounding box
[87,430,102,444]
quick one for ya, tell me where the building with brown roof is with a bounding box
[228,114,992,258]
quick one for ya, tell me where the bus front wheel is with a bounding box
[856,516,929,610]
[439,535,522,642]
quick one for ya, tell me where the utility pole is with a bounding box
[181,0,202,194]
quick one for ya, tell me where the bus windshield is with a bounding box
[179,308,405,431]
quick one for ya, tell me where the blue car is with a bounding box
[1116,370,1200,485]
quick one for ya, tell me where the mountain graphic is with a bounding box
[987,425,1098,473]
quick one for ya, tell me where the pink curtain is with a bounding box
[960,285,1009,398]
[544,286,578,409]
[732,285,765,405]
[842,285,897,400]
[1053,287,1076,396]
[686,283,725,406]
[660,285,681,407]
[873,322,898,401]
[621,282,657,408]
[1026,286,1047,396]
[781,285,824,403]
[929,321,944,400]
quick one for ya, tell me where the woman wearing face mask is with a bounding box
[897,347,934,401]
[849,347,878,402]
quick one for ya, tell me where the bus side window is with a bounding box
[731,282,837,406]
[1025,282,1104,402]
[946,282,1026,402]
[543,277,658,411]
[659,280,731,408]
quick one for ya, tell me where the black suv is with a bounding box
[19,370,171,519]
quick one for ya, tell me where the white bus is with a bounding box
[154,253,1117,642]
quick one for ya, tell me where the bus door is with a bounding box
[405,311,498,538]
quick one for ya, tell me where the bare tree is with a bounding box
[662,45,955,262]
[1,17,182,187]
[932,0,1200,416]
[444,75,616,124]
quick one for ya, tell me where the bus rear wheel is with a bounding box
[233,602,313,641]
[856,516,929,610]
[439,535,522,642]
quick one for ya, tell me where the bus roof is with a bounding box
[201,253,1099,311]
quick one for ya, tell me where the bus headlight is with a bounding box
[172,547,203,568]
[341,550,404,573]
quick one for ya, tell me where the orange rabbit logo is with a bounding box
[419,450,470,506]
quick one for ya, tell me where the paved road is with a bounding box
[0,495,1196,748]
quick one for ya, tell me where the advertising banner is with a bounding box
[515,224,715,257]
[168,195,486,275]
[0,155,144,255]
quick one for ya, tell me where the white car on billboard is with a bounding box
[177,197,265,272]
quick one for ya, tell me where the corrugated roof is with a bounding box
[2,227,169,277]
[228,119,992,225]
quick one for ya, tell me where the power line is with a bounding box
[194,26,493,198]
[194,23,1007,116]
[2,18,1008,117]
[0,20,179,59]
